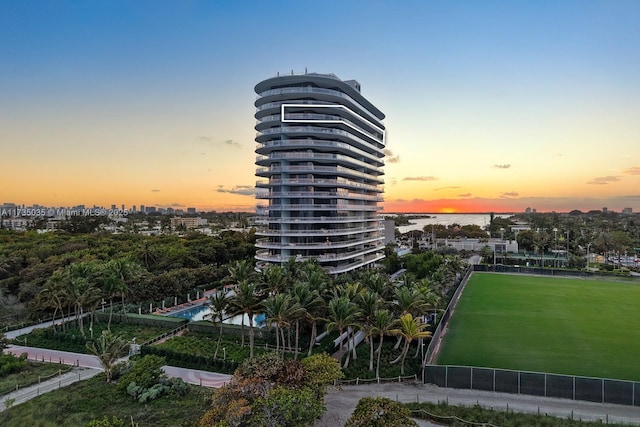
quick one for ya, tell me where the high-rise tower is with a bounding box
[254,72,386,274]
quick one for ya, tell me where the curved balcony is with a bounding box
[255,244,384,266]
[256,225,383,237]
[267,204,382,212]
[256,139,384,166]
[255,235,382,251]
[258,112,384,142]
[255,165,384,184]
[256,153,384,175]
[256,178,384,192]
[256,126,384,153]
[255,190,383,202]
[258,216,381,224]
[256,86,384,125]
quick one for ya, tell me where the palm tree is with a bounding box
[86,330,129,383]
[39,272,66,332]
[326,296,361,368]
[230,279,265,359]
[291,282,323,359]
[356,290,382,371]
[206,290,230,359]
[390,313,432,375]
[262,293,303,354]
[137,240,157,269]
[362,271,393,301]
[227,259,256,285]
[105,257,144,316]
[65,262,101,336]
[370,309,395,379]
[260,265,288,296]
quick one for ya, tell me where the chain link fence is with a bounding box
[424,365,640,406]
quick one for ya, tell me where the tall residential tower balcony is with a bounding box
[254,72,386,274]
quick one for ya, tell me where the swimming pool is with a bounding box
[170,304,266,327]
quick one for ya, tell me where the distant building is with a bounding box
[186,207,196,214]
[603,207,608,214]
[171,217,207,230]
[383,220,396,245]
[171,217,199,230]
[622,207,633,215]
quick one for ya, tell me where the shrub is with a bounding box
[117,354,166,393]
[345,397,417,427]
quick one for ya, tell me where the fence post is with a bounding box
[573,376,576,400]
[518,372,521,394]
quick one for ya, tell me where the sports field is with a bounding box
[437,273,640,381]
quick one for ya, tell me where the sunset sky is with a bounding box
[2,1,639,213]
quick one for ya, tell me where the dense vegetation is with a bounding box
[0,374,210,427]
[0,229,255,328]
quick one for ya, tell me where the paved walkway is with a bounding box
[1,345,231,413]
[313,382,640,426]
[0,367,101,412]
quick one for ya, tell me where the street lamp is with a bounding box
[586,242,592,270]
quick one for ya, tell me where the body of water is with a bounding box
[170,304,266,327]
[393,213,513,234]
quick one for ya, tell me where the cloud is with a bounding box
[403,176,438,181]
[500,192,519,198]
[623,167,640,175]
[224,139,241,148]
[435,186,461,191]
[587,176,620,185]
[384,149,400,163]
[216,185,256,196]
[198,137,242,148]
[458,193,472,197]
[493,164,511,169]
[169,203,185,207]
[151,189,160,192]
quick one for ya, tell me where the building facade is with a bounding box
[254,72,386,274]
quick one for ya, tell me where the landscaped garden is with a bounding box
[437,272,640,381]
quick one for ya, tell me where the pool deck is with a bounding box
[153,288,215,316]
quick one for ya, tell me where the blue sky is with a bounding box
[2,1,639,212]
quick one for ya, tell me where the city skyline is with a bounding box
[2,1,639,213]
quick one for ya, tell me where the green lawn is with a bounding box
[437,273,640,381]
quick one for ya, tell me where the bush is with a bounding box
[0,353,28,377]
[345,397,417,427]
[118,354,166,393]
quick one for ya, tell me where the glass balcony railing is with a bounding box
[258,112,384,142]
[255,165,384,183]
[256,225,382,237]
[255,178,383,192]
[256,126,383,153]
[256,139,384,166]
[267,204,381,212]
[256,86,383,124]
[255,190,383,202]
[256,152,384,174]
[257,216,381,224]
